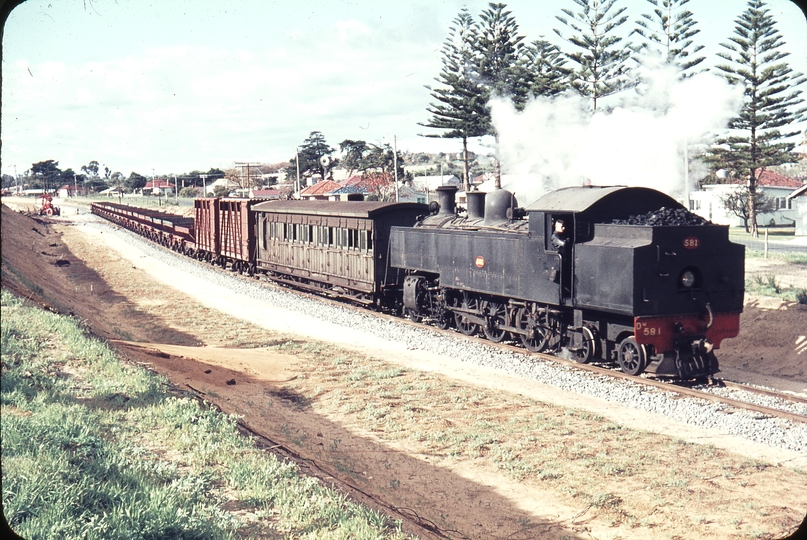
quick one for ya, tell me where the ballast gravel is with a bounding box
[88,217,807,455]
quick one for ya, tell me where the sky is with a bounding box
[2,0,806,182]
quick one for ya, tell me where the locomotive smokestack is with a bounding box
[435,185,458,216]
[466,191,486,220]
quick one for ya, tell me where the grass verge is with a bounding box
[1,289,410,540]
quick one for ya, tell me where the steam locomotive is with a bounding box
[91,184,744,379]
[390,185,744,379]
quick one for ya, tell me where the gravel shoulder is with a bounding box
[3,200,806,539]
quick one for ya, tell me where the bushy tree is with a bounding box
[287,131,335,187]
[179,186,199,198]
[124,172,148,192]
[30,160,62,191]
[81,160,100,179]
[704,0,806,236]
[554,0,633,110]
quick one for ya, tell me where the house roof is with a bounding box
[788,184,807,199]
[340,173,397,193]
[251,188,280,197]
[143,180,175,189]
[751,170,804,188]
[299,180,343,197]
[328,185,365,195]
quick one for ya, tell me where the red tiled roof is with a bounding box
[299,180,343,196]
[143,180,175,189]
[751,170,804,188]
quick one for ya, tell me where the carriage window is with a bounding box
[307,225,313,244]
[262,219,268,249]
[328,227,335,247]
[360,230,367,251]
[367,231,373,251]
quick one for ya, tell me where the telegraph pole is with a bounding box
[234,162,260,196]
[295,149,301,197]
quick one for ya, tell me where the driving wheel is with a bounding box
[517,307,549,352]
[454,292,479,336]
[483,301,508,343]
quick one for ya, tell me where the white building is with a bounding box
[690,170,804,228]
[410,174,461,193]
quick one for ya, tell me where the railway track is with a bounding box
[274,280,807,426]
[92,211,807,430]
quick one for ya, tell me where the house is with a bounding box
[250,187,281,200]
[789,184,807,236]
[410,175,461,193]
[299,180,344,201]
[143,179,176,196]
[58,185,90,197]
[98,186,125,197]
[327,184,365,201]
[690,170,804,227]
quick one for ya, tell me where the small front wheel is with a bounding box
[618,336,647,376]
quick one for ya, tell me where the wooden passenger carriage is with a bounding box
[252,200,427,305]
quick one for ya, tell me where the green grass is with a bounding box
[1,289,410,540]
[744,273,807,304]
[746,250,807,265]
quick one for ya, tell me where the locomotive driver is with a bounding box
[551,219,569,252]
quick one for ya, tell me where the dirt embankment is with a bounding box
[2,201,806,540]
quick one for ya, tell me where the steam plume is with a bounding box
[491,57,744,206]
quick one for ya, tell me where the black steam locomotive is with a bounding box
[91,184,744,379]
[390,185,744,379]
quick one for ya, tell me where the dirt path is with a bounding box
[3,201,806,539]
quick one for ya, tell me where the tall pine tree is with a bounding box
[517,39,572,101]
[632,0,705,77]
[705,0,805,236]
[474,3,527,104]
[554,0,633,111]
[473,3,529,188]
[420,8,489,191]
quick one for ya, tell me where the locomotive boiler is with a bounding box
[390,185,745,379]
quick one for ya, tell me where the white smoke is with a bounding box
[491,56,744,206]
